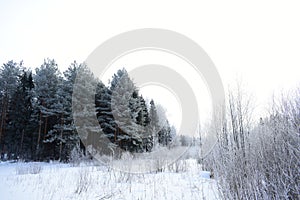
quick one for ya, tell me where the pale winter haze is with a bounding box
[1,0,300,124]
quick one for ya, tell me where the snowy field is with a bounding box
[0,159,219,200]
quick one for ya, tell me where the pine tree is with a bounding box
[61,61,82,161]
[46,61,86,161]
[110,68,143,152]
[0,60,23,159]
[34,58,61,160]
[72,63,100,157]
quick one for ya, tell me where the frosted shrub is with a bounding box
[168,159,187,173]
[69,144,84,167]
[15,163,43,175]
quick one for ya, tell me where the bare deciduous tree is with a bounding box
[204,84,299,199]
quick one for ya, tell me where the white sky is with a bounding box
[1,0,300,129]
[100,50,211,131]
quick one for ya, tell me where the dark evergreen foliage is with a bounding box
[0,61,174,161]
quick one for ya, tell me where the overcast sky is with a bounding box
[1,0,299,129]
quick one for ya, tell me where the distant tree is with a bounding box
[136,96,152,151]
[158,120,172,146]
[149,99,160,149]
[156,104,172,146]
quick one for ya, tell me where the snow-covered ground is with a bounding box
[0,159,219,200]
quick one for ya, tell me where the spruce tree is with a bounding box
[6,71,34,160]
[95,81,117,153]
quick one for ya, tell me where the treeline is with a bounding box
[0,59,173,162]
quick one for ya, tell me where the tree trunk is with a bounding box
[37,111,42,158]
[19,129,25,159]
[59,113,64,161]
[44,117,48,138]
[0,97,8,157]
